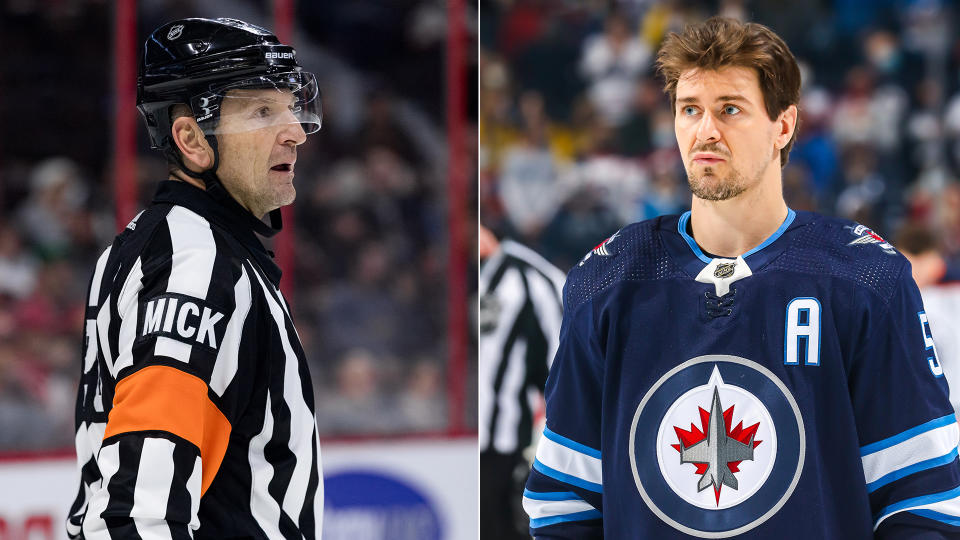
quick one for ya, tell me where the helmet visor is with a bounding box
[193,71,322,135]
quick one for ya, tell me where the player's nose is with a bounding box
[696,111,721,143]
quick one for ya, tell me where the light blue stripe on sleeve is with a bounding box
[533,459,603,493]
[861,414,957,456]
[542,427,601,459]
[531,509,603,529]
[874,484,960,524]
[523,489,582,501]
[909,508,960,526]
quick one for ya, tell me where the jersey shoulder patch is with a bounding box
[841,222,897,255]
[564,217,684,314]
[772,213,909,303]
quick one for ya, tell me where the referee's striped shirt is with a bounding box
[479,239,565,455]
[68,181,322,539]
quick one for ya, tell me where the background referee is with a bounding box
[478,223,565,540]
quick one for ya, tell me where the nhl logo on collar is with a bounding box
[714,262,736,278]
[629,355,805,537]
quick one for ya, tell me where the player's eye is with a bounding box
[682,106,699,116]
[723,104,741,115]
[254,105,274,119]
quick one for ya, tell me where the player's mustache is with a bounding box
[691,144,730,157]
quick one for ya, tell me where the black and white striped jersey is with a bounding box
[478,239,565,455]
[68,181,322,539]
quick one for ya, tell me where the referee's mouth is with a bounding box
[269,162,295,175]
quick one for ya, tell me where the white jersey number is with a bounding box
[918,311,944,377]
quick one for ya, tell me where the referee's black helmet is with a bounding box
[137,17,322,154]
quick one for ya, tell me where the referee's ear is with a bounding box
[171,115,215,173]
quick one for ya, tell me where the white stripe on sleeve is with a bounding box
[165,207,216,299]
[210,266,252,396]
[131,437,176,520]
[82,441,121,540]
[535,430,603,488]
[249,393,283,538]
[523,494,595,520]
[96,296,114,375]
[862,421,959,489]
[88,246,113,306]
[187,455,201,532]
[113,257,144,375]
[251,270,316,523]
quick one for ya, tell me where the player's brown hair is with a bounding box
[896,223,942,256]
[656,16,801,167]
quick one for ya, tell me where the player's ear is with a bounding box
[774,104,798,150]
[171,115,214,172]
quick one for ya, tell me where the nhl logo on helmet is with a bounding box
[630,355,805,537]
[167,24,184,40]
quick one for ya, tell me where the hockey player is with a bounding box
[523,16,960,539]
[68,19,323,538]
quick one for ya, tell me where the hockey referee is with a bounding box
[68,19,323,538]
[479,224,565,539]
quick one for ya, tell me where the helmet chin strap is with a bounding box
[171,134,284,237]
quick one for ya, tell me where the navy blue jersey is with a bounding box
[523,210,960,539]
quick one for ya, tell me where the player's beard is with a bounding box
[687,166,748,201]
[686,156,768,202]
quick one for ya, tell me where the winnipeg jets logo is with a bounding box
[578,229,621,266]
[631,356,804,537]
[672,383,762,505]
[845,224,896,255]
[655,366,775,510]
[167,24,184,40]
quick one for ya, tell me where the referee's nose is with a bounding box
[278,111,308,146]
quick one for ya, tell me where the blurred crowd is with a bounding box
[0,0,476,450]
[480,0,960,274]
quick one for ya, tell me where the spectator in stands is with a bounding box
[397,358,447,432]
[16,157,87,261]
[791,88,840,202]
[579,10,651,127]
[0,223,38,300]
[498,105,567,241]
[835,144,889,229]
[316,348,405,435]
